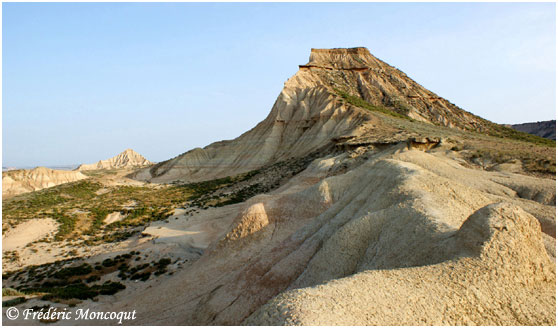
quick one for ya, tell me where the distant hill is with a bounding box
[76,149,153,171]
[3,165,78,171]
[2,167,87,198]
[508,120,556,140]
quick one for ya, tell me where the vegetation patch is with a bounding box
[87,207,109,234]
[53,263,92,279]
[154,258,172,276]
[3,148,325,258]
[3,253,153,303]
[28,281,126,301]
[2,287,24,297]
[334,88,410,120]
[483,120,556,147]
[3,296,27,307]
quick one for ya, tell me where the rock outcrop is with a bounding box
[76,149,152,171]
[300,48,488,129]
[2,167,87,198]
[132,48,495,184]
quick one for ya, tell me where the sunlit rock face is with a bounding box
[133,48,490,184]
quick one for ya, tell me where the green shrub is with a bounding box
[156,258,171,269]
[101,258,116,267]
[118,264,129,272]
[334,88,410,120]
[39,283,99,300]
[85,275,100,283]
[26,281,126,301]
[3,297,26,307]
[2,288,23,296]
[97,281,125,295]
[53,263,92,279]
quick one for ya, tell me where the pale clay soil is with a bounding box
[2,218,59,252]
[3,144,549,326]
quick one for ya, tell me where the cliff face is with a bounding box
[510,120,556,140]
[76,149,152,171]
[133,47,491,184]
[2,167,87,198]
[301,48,488,129]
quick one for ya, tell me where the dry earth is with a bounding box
[2,219,59,252]
[98,143,554,326]
[1,167,155,272]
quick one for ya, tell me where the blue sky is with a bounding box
[2,2,556,167]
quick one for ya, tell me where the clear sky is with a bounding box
[2,2,556,167]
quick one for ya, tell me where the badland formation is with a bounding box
[2,48,555,325]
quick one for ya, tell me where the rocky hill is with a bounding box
[132,47,546,184]
[2,167,87,198]
[76,149,152,171]
[113,48,554,325]
[509,120,556,140]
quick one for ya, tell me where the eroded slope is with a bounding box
[101,143,555,325]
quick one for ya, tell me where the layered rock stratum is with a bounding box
[76,149,152,171]
[2,167,87,198]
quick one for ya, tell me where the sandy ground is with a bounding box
[143,206,241,249]
[1,168,163,272]
[68,145,553,326]
[104,212,126,225]
[2,218,59,252]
